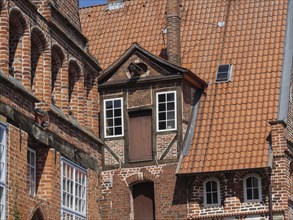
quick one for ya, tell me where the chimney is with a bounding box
[166,0,181,65]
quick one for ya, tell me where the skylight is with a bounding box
[216,64,232,82]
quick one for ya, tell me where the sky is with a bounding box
[79,0,107,7]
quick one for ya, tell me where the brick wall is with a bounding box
[187,171,270,219]
[6,124,59,219]
[4,124,102,219]
[100,164,187,220]
[1,0,100,135]
[51,0,81,29]
[0,0,103,219]
[270,122,291,220]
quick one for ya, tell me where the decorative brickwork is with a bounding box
[188,172,270,219]
[0,0,102,219]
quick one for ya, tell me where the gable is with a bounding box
[107,53,167,83]
[98,43,206,90]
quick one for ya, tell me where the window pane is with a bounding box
[115,118,122,126]
[114,99,121,108]
[31,152,35,166]
[167,102,174,111]
[158,103,166,112]
[107,128,113,136]
[246,178,252,188]
[115,127,122,135]
[247,189,252,200]
[0,128,4,145]
[253,188,259,199]
[158,94,165,102]
[106,119,113,127]
[159,122,166,130]
[105,101,113,109]
[106,110,113,118]
[114,109,121,117]
[212,192,218,204]
[167,93,174,101]
[159,113,166,121]
[167,121,175,129]
[252,177,258,187]
[206,182,211,191]
[218,64,229,73]
[167,111,175,120]
[211,181,217,191]
[206,193,212,204]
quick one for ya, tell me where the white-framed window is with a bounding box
[0,123,7,219]
[244,174,262,202]
[104,98,123,138]
[156,91,177,132]
[203,178,221,206]
[27,148,36,196]
[61,158,86,220]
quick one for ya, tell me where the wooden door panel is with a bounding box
[133,182,155,220]
[129,111,152,161]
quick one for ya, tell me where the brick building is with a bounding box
[0,0,103,219]
[0,0,292,220]
[79,0,293,219]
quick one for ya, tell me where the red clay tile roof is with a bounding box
[80,0,288,174]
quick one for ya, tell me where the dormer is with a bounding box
[99,43,206,168]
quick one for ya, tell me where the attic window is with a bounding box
[216,64,232,82]
[106,0,124,11]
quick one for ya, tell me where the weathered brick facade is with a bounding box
[0,0,102,219]
[0,0,292,219]
[80,0,293,219]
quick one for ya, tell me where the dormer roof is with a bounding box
[99,43,206,90]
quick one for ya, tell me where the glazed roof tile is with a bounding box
[80,0,288,174]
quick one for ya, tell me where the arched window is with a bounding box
[9,9,27,78]
[243,174,262,202]
[51,45,65,106]
[30,28,47,92]
[203,178,220,206]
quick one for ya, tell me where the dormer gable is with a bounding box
[99,43,206,90]
[99,43,206,169]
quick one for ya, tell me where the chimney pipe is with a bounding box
[166,0,181,65]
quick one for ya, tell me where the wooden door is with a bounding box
[133,182,155,220]
[129,111,152,161]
